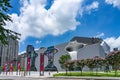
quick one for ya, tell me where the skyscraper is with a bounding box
[0,32,19,66]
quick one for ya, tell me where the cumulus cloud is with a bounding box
[79,1,99,16]
[35,40,41,44]
[86,1,99,12]
[4,0,99,42]
[95,33,105,38]
[5,0,83,41]
[104,36,120,50]
[19,50,26,55]
[105,0,120,9]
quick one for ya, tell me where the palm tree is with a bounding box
[59,54,71,75]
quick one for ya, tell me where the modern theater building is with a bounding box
[19,36,110,71]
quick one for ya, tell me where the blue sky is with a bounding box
[6,0,120,53]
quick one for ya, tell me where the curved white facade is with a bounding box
[21,37,110,71]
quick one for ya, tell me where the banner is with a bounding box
[17,62,21,71]
[27,57,31,71]
[10,61,13,72]
[40,54,44,71]
[4,63,7,72]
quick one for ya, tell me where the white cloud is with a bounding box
[19,50,26,55]
[104,36,120,50]
[95,33,105,38]
[35,40,41,44]
[4,0,99,42]
[5,0,83,41]
[105,0,120,9]
[85,1,99,12]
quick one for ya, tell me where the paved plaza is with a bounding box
[0,76,120,80]
[0,72,120,80]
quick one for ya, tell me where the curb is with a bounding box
[53,76,120,80]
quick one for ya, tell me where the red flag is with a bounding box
[27,57,31,71]
[17,62,21,71]
[40,54,44,71]
[10,61,13,72]
[4,63,7,72]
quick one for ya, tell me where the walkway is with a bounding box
[0,71,120,80]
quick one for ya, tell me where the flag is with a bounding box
[40,54,44,71]
[10,61,13,72]
[4,63,7,72]
[27,57,31,71]
[17,62,21,71]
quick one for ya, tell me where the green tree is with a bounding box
[76,59,85,76]
[67,61,74,71]
[102,59,110,75]
[0,0,13,44]
[59,54,71,75]
[106,51,120,76]
[93,56,104,75]
[85,58,96,75]
[0,66,4,72]
[65,61,74,75]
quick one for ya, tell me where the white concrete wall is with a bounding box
[77,43,105,59]
[54,43,68,71]
[35,50,48,71]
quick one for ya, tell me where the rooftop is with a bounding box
[70,36,103,44]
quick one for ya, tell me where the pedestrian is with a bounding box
[49,71,50,75]
[57,70,59,73]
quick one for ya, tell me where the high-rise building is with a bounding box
[0,33,19,66]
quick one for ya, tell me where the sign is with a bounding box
[10,61,13,72]
[4,63,7,72]
[40,54,44,71]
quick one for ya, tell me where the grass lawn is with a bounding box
[53,71,120,77]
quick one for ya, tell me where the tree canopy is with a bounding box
[0,0,13,44]
[59,54,71,69]
[59,53,71,75]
